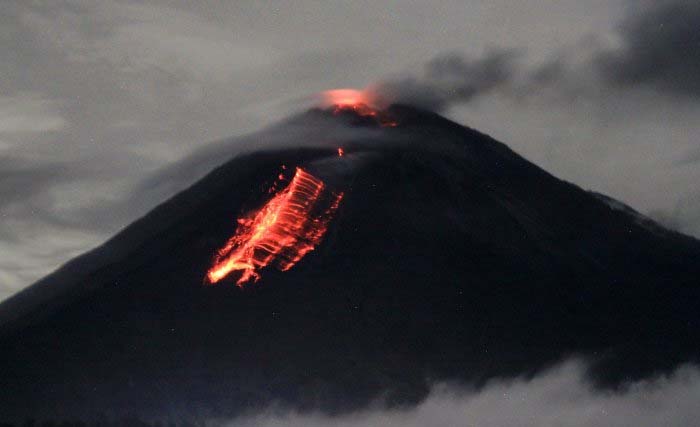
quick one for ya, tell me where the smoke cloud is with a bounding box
[371,49,521,111]
[221,360,700,427]
[373,0,700,108]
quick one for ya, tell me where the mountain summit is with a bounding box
[1,104,699,421]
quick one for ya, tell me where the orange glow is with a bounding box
[322,89,371,108]
[321,88,398,127]
[337,147,344,157]
[206,167,343,287]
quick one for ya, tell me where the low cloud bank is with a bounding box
[222,360,700,427]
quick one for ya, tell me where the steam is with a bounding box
[370,49,521,112]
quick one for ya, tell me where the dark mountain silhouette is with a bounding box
[1,105,699,422]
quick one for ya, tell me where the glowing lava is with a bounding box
[321,88,370,106]
[321,88,398,127]
[206,167,343,287]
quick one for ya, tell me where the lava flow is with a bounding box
[322,89,398,127]
[206,167,343,287]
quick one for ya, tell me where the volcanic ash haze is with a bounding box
[1,98,700,422]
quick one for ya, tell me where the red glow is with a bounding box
[337,147,344,157]
[322,89,371,108]
[321,89,398,127]
[206,167,343,287]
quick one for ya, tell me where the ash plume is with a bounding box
[370,49,521,112]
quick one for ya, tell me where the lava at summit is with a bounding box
[206,167,343,287]
[322,89,373,109]
[321,88,398,127]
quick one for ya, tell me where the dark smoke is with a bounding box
[595,0,700,98]
[373,0,700,111]
[372,49,521,112]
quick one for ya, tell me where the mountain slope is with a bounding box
[1,105,699,421]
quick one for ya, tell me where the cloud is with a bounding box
[371,49,522,111]
[0,157,68,210]
[0,157,104,299]
[595,0,700,98]
[0,221,100,302]
[647,190,700,237]
[0,94,66,135]
[520,0,700,105]
[21,1,277,83]
[221,360,700,427]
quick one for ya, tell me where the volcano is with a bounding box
[1,104,699,422]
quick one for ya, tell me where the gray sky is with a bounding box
[1,0,699,304]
